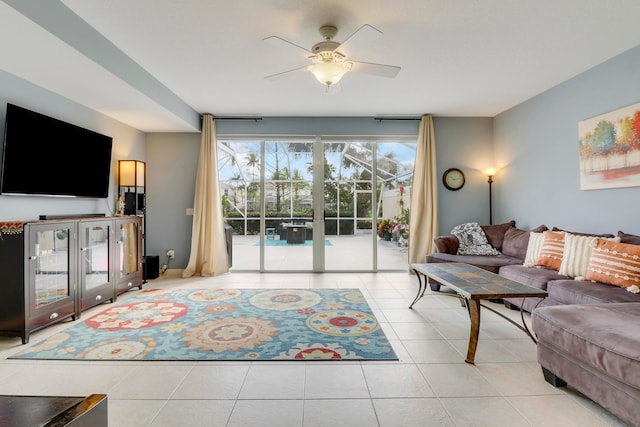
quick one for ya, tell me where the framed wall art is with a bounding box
[579,102,640,190]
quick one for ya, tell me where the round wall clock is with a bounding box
[443,168,465,191]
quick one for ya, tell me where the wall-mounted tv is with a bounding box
[0,103,113,198]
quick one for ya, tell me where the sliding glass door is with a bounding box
[218,140,262,270]
[376,141,415,270]
[323,140,375,271]
[218,137,415,272]
[263,140,314,271]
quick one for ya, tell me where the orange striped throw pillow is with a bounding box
[559,234,621,278]
[585,239,640,288]
[535,231,566,271]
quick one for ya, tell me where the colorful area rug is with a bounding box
[255,239,332,246]
[10,288,397,361]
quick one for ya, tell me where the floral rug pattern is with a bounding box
[11,288,397,361]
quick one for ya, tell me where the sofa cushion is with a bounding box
[547,279,640,305]
[480,220,515,252]
[530,225,549,233]
[532,303,640,390]
[433,235,458,254]
[551,227,615,238]
[503,295,555,313]
[502,228,528,259]
[585,239,640,288]
[558,234,621,279]
[499,264,569,291]
[450,222,501,255]
[523,231,546,266]
[425,253,522,274]
[535,231,566,271]
[502,224,548,259]
[618,230,640,245]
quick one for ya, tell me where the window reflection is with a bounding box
[35,228,69,307]
[119,222,138,276]
[83,225,109,290]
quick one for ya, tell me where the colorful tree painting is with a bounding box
[578,102,640,190]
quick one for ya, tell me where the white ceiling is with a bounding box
[2,0,640,132]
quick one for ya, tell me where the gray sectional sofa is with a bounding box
[426,222,640,426]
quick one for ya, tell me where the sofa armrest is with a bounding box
[433,235,459,254]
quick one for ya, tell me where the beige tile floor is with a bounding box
[0,271,629,427]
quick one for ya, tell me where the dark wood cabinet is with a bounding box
[0,220,77,344]
[0,216,142,344]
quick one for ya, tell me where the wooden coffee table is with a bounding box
[410,262,547,364]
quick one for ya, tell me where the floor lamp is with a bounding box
[118,160,147,282]
[483,168,497,225]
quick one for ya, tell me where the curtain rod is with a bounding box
[374,117,421,122]
[200,115,263,122]
[216,117,263,122]
[203,116,421,122]
[203,115,419,122]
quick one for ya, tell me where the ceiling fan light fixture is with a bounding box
[264,24,400,88]
[308,61,352,87]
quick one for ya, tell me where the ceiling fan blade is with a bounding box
[335,24,382,58]
[264,65,308,81]
[350,61,401,78]
[263,36,312,57]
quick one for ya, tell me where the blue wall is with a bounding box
[145,132,200,269]
[494,45,640,235]
[433,117,494,234]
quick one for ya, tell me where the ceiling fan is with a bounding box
[263,24,401,90]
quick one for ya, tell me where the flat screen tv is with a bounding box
[0,103,113,198]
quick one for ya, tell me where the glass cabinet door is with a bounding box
[81,223,111,291]
[33,226,71,308]
[119,221,139,277]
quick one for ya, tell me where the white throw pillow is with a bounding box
[559,233,621,278]
[523,231,545,267]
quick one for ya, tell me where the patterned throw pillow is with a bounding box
[535,231,566,271]
[585,239,640,288]
[559,234,621,279]
[451,222,501,256]
[523,232,545,267]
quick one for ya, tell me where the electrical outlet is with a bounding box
[167,249,175,259]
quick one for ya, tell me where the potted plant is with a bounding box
[393,222,409,247]
[377,219,393,240]
[393,207,410,247]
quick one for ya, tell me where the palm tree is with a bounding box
[290,168,309,212]
[245,153,259,181]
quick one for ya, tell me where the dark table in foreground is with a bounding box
[0,394,107,426]
[410,262,547,364]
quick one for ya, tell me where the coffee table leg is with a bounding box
[465,299,481,364]
[409,269,426,308]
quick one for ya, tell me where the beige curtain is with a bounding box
[408,115,439,265]
[182,115,229,277]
